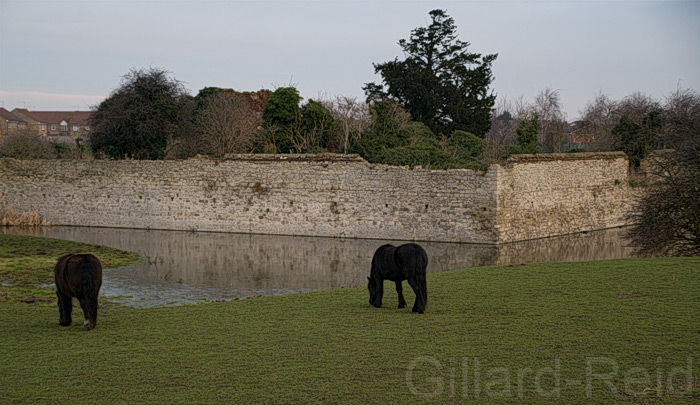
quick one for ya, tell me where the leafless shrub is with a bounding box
[193,91,263,158]
[0,130,57,159]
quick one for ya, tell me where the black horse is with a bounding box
[54,254,103,331]
[368,243,428,313]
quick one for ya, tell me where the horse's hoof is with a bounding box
[371,302,382,308]
[398,304,406,308]
[59,318,71,326]
[83,320,95,331]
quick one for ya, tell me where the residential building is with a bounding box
[11,109,92,139]
[564,120,595,151]
[0,108,28,142]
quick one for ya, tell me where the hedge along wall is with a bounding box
[0,152,632,244]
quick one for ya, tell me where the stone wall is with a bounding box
[0,152,633,244]
[0,155,497,243]
[496,152,634,242]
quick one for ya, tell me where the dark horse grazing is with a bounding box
[54,254,103,330]
[368,243,428,314]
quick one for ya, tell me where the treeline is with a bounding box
[486,87,700,166]
[3,71,696,173]
[78,70,487,170]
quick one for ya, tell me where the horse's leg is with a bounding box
[57,291,72,326]
[395,281,407,308]
[90,296,98,329]
[406,277,425,314]
[77,294,96,331]
[372,278,384,307]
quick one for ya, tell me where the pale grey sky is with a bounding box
[1,0,698,120]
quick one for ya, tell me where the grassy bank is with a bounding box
[0,234,698,403]
[0,233,139,302]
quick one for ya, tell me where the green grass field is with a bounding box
[0,233,698,403]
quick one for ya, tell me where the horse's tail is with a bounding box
[80,256,98,298]
[414,249,428,311]
[79,255,102,321]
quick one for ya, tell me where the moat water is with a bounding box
[3,226,635,307]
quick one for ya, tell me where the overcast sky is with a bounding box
[0,0,698,120]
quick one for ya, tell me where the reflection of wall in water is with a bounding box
[9,227,497,291]
[495,227,633,265]
[3,226,633,293]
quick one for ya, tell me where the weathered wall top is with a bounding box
[506,151,627,164]
[219,153,367,162]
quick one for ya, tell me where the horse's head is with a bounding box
[367,276,377,305]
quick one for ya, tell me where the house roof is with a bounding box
[12,109,92,125]
[0,108,26,123]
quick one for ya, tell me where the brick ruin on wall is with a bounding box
[0,152,634,244]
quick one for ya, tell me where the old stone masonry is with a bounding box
[0,152,633,244]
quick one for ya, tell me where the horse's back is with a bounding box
[54,254,103,297]
[371,244,400,279]
[394,243,428,271]
[372,244,396,264]
[54,253,74,286]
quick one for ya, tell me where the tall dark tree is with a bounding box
[613,108,662,168]
[298,100,335,152]
[89,67,192,159]
[262,87,302,153]
[364,9,497,137]
[514,114,542,154]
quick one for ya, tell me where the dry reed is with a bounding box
[0,207,54,227]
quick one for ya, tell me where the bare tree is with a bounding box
[485,96,517,143]
[322,96,370,154]
[627,149,700,256]
[483,96,519,165]
[659,87,700,150]
[194,91,263,158]
[533,88,568,152]
[626,88,700,256]
[579,91,620,151]
[615,93,660,128]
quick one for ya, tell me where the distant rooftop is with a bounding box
[12,109,91,124]
[0,108,27,123]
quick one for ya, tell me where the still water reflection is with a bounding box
[4,226,634,307]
